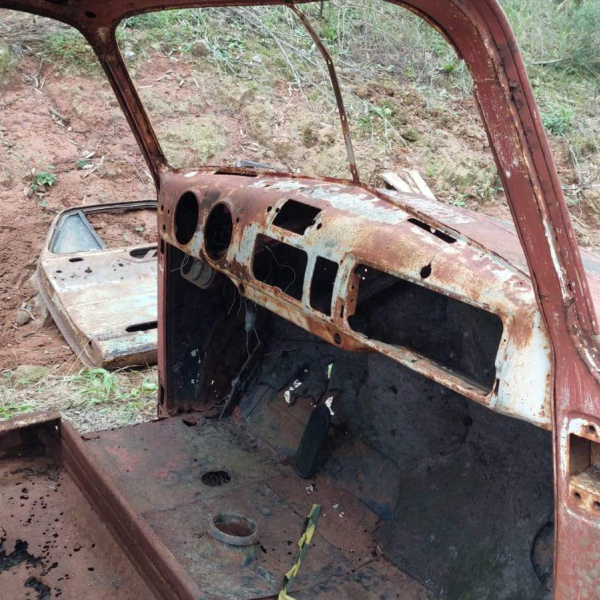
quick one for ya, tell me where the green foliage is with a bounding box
[42,29,98,71]
[27,166,57,204]
[75,158,91,169]
[542,105,574,135]
[67,368,158,408]
[0,401,36,420]
[33,169,57,188]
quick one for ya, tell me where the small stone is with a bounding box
[190,42,208,58]
[402,129,419,143]
[0,171,13,189]
[16,309,31,326]
[12,365,51,388]
[252,54,263,64]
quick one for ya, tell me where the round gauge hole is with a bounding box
[174,192,199,246]
[205,203,233,261]
[181,256,194,277]
[201,470,231,487]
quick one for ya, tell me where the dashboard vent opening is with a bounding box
[310,257,339,316]
[253,234,307,301]
[273,200,321,235]
[408,218,456,244]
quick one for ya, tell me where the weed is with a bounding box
[0,402,36,420]
[542,105,574,136]
[42,29,99,73]
[75,157,91,169]
[26,166,57,204]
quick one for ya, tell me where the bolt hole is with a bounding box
[587,425,597,435]
[573,491,582,503]
[160,204,164,212]
[162,224,166,232]
[420,264,432,279]
[334,333,342,345]
[593,501,600,512]
[201,471,231,487]
[236,217,240,223]
[266,206,272,213]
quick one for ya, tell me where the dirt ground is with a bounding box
[0,55,155,370]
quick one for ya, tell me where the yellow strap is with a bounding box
[278,504,321,600]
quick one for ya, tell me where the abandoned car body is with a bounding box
[1,1,600,599]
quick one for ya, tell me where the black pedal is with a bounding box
[295,404,332,479]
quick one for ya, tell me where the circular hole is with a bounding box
[162,224,166,232]
[334,333,342,345]
[266,206,272,213]
[160,204,164,212]
[174,192,199,245]
[214,514,254,538]
[85,10,96,18]
[420,264,432,279]
[593,501,600,512]
[205,203,233,261]
[587,425,596,435]
[573,491,582,503]
[316,223,322,230]
[209,513,259,546]
[201,470,231,487]
[236,217,240,223]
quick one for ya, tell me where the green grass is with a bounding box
[0,366,158,431]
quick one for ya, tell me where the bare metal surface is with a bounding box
[0,413,156,600]
[83,416,432,599]
[38,201,158,368]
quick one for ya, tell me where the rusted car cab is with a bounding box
[1,1,600,599]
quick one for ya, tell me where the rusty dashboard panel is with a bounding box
[38,201,158,369]
[159,171,552,429]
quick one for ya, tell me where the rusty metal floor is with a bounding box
[79,417,431,599]
[0,455,154,600]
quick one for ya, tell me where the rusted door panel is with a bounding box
[38,202,158,368]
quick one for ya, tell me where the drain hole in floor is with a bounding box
[201,470,231,487]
